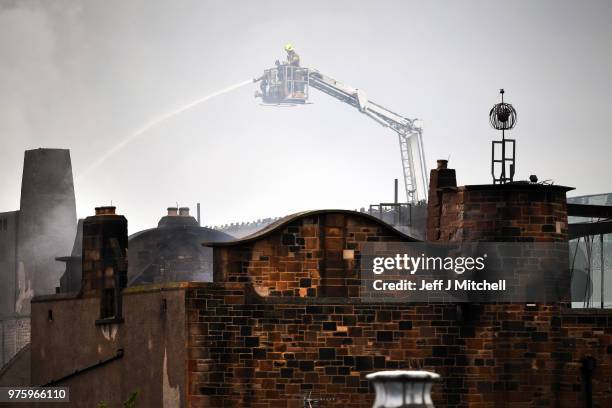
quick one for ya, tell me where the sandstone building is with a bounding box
[27,162,612,407]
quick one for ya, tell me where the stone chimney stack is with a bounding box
[179,207,190,217]
[167,207,178,216]
[81,206,127,322]
[426,160,572,243]
[426,160,457,241]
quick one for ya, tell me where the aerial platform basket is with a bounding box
[256,64,310,105]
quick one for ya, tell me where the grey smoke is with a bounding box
[1,1,611,235]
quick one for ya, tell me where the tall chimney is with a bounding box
[426,160,457,241]
[17,148,77,313]
[197,203,201,226]
[81,206,127,322]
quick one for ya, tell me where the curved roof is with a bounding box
[204,209,420,247]
[127,218,234,285]
[130,224,234,245]
[128,216,233,241]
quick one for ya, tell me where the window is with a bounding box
[100,288,116,318]
[570,234,611,309]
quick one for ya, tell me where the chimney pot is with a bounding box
[436,160,448,170]
[95,206,116,216]
[167,207,178,216]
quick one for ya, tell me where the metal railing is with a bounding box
[367,203,412,227]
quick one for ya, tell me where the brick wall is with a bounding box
[212,212,417,299]
[441,186,571,242]
[427,162,572,243]
[197,204,610,407]
[81,207,128,299]
[0,317,30,368]
[185,283,611,408]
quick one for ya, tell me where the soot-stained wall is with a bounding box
[185,283,611,408]
[193,201,610,407]
[31,285,186,407]
[211,210,418,299]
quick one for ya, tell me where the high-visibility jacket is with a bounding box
[287,51,300,66]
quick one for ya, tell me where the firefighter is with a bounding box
[283,43,304,96]
[284,43,300,66]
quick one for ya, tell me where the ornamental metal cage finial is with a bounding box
[490,89,517,184]
[489,89,517,130]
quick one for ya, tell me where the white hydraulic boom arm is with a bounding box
[307,70,429,203]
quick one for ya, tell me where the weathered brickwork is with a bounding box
[28,174,611,407]
[427,161,572,243]
[194,199,611,407]
[185,283,612,408]
[81,206,128,299]
[439,187,570,243]
[212,211,417,299]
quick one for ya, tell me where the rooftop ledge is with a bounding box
[456,183,574,192]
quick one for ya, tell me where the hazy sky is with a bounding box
[1,0,611,233]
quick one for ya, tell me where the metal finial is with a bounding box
[489,90,516,131]
[490,89,517,184]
